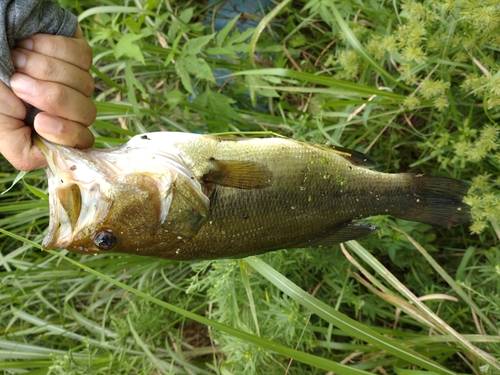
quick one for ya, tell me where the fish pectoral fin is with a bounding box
[203,159,272,189]
[292,222,377,248]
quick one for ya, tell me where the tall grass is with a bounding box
[1,1,499,374]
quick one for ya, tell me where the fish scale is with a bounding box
[33,132,470,260]
[174,140,415,259]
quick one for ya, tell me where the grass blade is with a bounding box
[42,247,373,375]
[345,239,500,372]
[245,256,457,375]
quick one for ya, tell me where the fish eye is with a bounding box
[93,230,117,250]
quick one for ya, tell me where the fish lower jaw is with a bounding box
[42,210,73,250]
[42,235,99,254]
[42,236,71,250]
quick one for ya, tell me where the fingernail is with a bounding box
[17,38,33,50]
[10,50,26,68]
[36,115,63,135]
[10,74,36,95]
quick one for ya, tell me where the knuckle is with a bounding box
[31,35,93,71]
[81,44,92,70]
[83,101,97,125]
[82,73,95,96]
[78,42,93,70]
[37,57,57,81]
[40,83,66,111]
[43,36,64,60]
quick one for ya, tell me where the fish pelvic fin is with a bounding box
[397,174,471,227]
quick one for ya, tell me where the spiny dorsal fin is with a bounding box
[308,142,377,168]
[328,145,377,168]
[203,159,272,189]
[209,135,377,168]
[286,138,377,168]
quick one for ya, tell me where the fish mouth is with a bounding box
[42,183,82,249]
[34,134,111,250]
[34,132,209,253]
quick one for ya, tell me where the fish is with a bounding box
[33,132,471,260]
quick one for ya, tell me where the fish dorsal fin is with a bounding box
[203,159,272,189]
[301,140,377,168]
[328,145,377,168]
[209,136,376,168]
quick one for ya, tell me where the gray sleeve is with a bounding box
[0,0,78,124]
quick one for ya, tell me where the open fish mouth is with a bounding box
[33,134,112,251]
[33,132,209,255]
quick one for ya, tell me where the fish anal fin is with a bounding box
[292,222,377,248]
[203,159,272,189]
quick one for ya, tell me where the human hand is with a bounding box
[0,26,96,171]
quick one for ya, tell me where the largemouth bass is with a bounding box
[33,132,470,260]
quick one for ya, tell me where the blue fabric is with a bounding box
[207,0,274,31]
[205,0,275,112]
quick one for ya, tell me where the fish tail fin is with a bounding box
[397,175,471,227]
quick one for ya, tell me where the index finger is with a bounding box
[15,27,92,71]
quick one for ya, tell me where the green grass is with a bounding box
[1,0,499,374]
